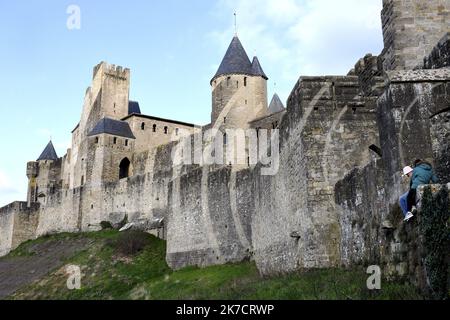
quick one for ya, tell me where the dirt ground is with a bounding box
[0,238,92,299]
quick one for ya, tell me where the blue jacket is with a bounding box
[410,163,439,189]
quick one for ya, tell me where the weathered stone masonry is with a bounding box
[0,1,449,287]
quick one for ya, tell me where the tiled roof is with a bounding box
[128,101,141,115]
[88,117,136,139]
[37,141,58,161]
[268,93,285,113]
[211,36,253,83]
[251,56,268,80]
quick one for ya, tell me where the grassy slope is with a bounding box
[6,231,423,300]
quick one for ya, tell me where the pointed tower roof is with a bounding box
[268,94,285,114]
[211,36,253,83]
[37,141,58,161]
[128,101,141,115]
[251,56,268,80]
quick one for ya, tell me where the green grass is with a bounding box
[7,231,424,300]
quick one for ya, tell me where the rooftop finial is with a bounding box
[234,11,238,36]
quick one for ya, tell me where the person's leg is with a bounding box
[407,189,417,212]
[399,192,409,216]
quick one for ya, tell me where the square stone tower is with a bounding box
[381,0,450,70]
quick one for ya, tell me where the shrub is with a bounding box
[113,230,151,256]
[100,221,113,230]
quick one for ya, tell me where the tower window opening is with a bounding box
[125,139,129,147]
[227,77,230,86]
[236,81,239,88]
[113,137,117,144]
[176,128,179,136]
[223,133,227,145]
[153,124,157,132]
[141,122,145,130]
[95,137,99,144]
[119,158,131,180]
[164,126,168,134]
[224,117,227,124]
[244,77,247,87]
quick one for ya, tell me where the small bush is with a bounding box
[113,231,151,256]
[100,221,113,230]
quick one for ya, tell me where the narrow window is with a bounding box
[95,137,99,144]
[164,126,168,134]
[223,133,227,145]
[227,77,230,86]
[176,128,179,136]
[125,139,129,146]
[113,137,117,144]
[236,81,239,88]
[244,77,247,87]
[224,117,227,124]
[141,122,145,130]
[81,176,84,186]
[153,124,157,132]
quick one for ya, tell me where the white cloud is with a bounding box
[209,0,384,101]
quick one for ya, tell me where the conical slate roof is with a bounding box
[211,36,253,83]
[251,56,268,80]
[268,93,285,113]
[88,118,136,139]
[37,141,58,161]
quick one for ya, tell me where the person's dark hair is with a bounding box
[414,159,423,167]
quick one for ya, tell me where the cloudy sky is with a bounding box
[0,0,384,207]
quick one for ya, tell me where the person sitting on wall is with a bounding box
[399,166,414,221]
[404,159,439,222]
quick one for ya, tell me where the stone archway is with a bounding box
[119,158,131,180]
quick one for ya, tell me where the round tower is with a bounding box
[211,36,268,130]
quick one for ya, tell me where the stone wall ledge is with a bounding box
[386,69,450,83]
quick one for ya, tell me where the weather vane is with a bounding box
[234,12,237,36]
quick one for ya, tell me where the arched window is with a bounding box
[141,122,145,130]
[164,126,168,134]
[119,158,131,179]
[153,124,157,132]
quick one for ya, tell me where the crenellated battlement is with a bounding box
[93,61,130,80]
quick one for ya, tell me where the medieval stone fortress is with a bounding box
[0,0,449,291]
